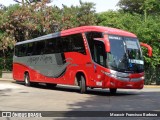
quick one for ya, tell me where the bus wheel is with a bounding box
[46,83,57,88]
[24,73,31,86]
[80,75,87,94]
[109,88,117,94]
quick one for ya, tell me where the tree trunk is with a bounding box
[2,49,6,71]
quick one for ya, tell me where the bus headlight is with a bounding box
[101,70,130,81]
[110,70,130,78]
[131,76,144,82]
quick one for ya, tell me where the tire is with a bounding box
[46,83,57,88]
[109,88,117,94]
[24,73,31,86]
[79,75,87,94]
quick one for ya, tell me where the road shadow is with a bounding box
[0,89,12,97]
[52,90,160,120]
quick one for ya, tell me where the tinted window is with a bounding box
[26,42,35,56]
[56,38,63,53]
[45,38,57,54]
[61,34,86,54]
[61,37,71,52]
[15,33,86,56]
[34,41,45,55]
[15,44,27,57]
[71,34,86,54]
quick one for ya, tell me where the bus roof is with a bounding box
[16,26,137,45]
[61,26,137,37]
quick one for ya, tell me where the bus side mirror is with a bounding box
[93,38,110,53]
[103,34,110,53]
[140,42,152,57]
[104,38,110,53]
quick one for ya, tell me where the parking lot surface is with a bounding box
[0,80,160,120]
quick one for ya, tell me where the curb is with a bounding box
[144,85,160,88]
[0,78,14,81]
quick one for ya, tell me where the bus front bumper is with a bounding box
[105,78,144,89]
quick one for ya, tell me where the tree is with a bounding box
[13,0,51,5]
[0,0,58,42]
[0,5,16,70]
[141,0,160,21]
[58,1,97,30]
[118,0,144,14]
[1,0,97,42]
[118,0,160,16]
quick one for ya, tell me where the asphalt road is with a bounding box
[0,80,160,120]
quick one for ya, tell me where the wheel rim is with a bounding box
[24,74,30,86]
[80,76,86,93]
[25,76,28,84]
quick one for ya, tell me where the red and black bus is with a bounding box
[13,26,152,94]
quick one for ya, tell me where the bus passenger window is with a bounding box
[71,34,86,54]
[15,46,18,56]
[45,39,56,54]
[56,39,63,53]
[17,44,27,57]
[34,41,45,55]
[26,43,34,56]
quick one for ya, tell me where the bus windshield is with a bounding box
[107,35,144,73]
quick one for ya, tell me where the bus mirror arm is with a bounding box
[140,42,152,57]
[103,34,110,53]
[104,38,110,53]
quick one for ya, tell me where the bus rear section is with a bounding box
[13,26,152,94]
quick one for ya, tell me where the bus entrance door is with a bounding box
[91,39,107,87]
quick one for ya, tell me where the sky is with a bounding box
[0,0,120,12]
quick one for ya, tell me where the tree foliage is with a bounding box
[118,0,144,14]
[118,0,160,15]
[1,0,97,42]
